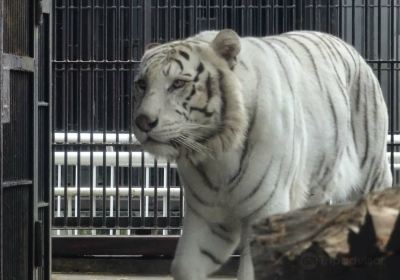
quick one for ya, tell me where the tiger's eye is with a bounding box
[172,79,186,89]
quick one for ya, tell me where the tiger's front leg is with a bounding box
[171,207,240,280]
[237,223,255,280]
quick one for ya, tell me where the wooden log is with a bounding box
[251,188,400,280]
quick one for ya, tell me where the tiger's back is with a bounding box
[257,31,393,206]
[187,30,392,216]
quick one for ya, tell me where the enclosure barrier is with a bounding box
[53,132,400,236]
[52,1,400,266]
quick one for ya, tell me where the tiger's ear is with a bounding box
[211,29,241,68]
[145,43,161,51]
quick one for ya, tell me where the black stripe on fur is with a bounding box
[316,33,351,85]
[180,172,214,206]
[200,248,223,266]
[242,161,284,221]
[173,58,184,71]
[361,75,372,168]
[228,104,258,190]
[194,62,205,82]
[269,37,302,63]
[238,159,274,203]
[260,38,294,93]
[195,162,219,191]
[185,85,197,101]
[175,109,189,120]
[189,106,214,117]
[210,227,234,244]
[179,50,190,60]
[187,204,235,244]
[285,35,324,91]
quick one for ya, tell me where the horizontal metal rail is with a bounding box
[53,150,400,167]
[54,132,139,144]
[54,151,176,167]
[387,135,400,144]
[55,132,400,145]
[53,187,181,197]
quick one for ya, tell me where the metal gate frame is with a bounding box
[0,0,52,279]
[51,0,399,263]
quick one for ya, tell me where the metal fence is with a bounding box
[52,0,400,241]
[1,0,52,279]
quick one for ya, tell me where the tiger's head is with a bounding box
[133,29,248,162]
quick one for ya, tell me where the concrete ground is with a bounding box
[52,274,235,280]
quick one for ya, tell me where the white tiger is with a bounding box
[132,30,392,280]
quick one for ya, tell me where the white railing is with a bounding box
[53,132,399,235]
[53,151,177,167]
[387,134,400,144]
[54,132,139,144]
[53,132,183,236]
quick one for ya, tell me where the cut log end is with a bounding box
[251,188,400,280]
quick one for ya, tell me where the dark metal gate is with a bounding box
[52,0,399,263]
[0,0,52,279]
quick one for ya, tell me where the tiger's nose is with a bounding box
[135,114,158,132]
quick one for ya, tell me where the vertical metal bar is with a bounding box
[246,0,250,35]
[338,0,343,37]
[0,0,2,266]
[102,0,108,227]
[92,166,97,235]
[167,0,171,40]
[396,1,400,143]
[240,0,244,34]
[63,0,69,227]
[232,0,236,32]
[74,168,78,231]
[327,0,331,33]
[154,159,158,227]
[156,0,160,41]
[312,0,316,30]
[271,0,275,34]
[162,167,167,235]
[47,56,53,264]
[179,175,183,226]
[258,0,262,35]
[377,0,381,82]
[206,0,211,29]
[302,0,306,30]
[141,152,145,227]
[89,0,95,228]
[115,0,120,229]
[110,166,114,229]
[283,0,287,32]
[143,0,152,48]
[351,0,355,45]
[364,0,368,58]
[128,0,133,230]
[291,0,295,31]
[219,0,223,30]
[390,0,395,180]
[182,0,187,37]
[51,0,57,232]
[295,0,300,30]
[57,166,61,235]
[145,167,149,217]
[76,0,83,227]
[193,0,198,33]
[0,0,4,240]
[166,161,171,230]
[33,0,41,274]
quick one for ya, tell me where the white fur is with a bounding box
[133,30,392,280]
